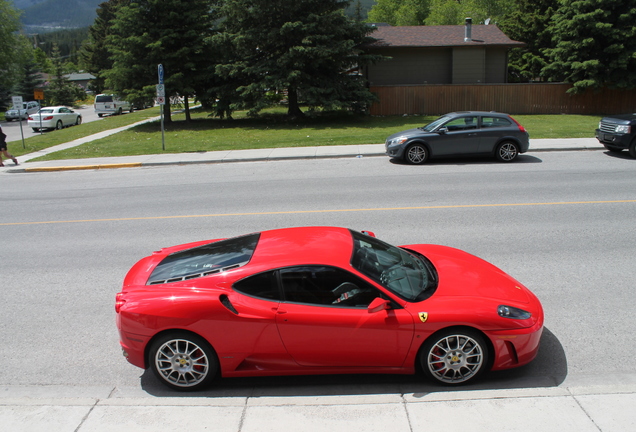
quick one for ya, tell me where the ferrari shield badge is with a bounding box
[418,312,428,323]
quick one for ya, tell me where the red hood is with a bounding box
[403,244,530,304]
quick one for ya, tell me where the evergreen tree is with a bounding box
[543,0,636,93]
[16,58,46,102]
[81,0,129,94]
[216,0,383,118]
[48,44,85,106]
[499,0,558,82]
[106,0,218,122]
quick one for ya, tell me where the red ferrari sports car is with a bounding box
[116,227,543,391]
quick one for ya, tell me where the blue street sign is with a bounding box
[158,64,164,84]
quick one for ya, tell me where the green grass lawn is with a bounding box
[12,106,601,161]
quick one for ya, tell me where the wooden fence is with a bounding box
[369,83,636,116]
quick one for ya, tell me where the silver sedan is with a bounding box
[28,106,82,132]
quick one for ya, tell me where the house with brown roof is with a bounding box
[364,19,524,86]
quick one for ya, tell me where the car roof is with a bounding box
[248,226,354,269]
[446,111,510,117]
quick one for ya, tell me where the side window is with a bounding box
[280,266,382,308]
[444,116,478,131]
[234,271,281,301]
[482,116,511,128]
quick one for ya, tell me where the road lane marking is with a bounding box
[1,199,635,226]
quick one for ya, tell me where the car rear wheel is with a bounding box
[55,120,63,130]
[420,328,489,385]
[495,141,519,162]
[117,108,123,115]
[405,143,428,164]
[149,332,218,391]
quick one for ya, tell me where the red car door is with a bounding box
[274,266,415,367]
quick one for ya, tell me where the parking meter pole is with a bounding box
[161,106,165,151]
[18,118,26,149]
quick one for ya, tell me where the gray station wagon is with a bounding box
[385,111,530,164]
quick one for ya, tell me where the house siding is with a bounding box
[485,48,508,83]
[452,47,486,84]
[367,47,452,85]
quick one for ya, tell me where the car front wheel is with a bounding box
[75,116,82,126]
[495,141,519,162]
[420,328,489,385]
[148,332,218,391]
[629,138,636,158]
[405,143,428,164]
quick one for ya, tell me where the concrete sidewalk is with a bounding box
[2,373,635,431]
[2,135,604,173]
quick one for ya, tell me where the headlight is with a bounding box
[498,305,531,320]
[388,136,408,146]
[615,125,630,134]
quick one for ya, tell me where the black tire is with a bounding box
[75,116,82,126]
[604,145,623,153]
[55,120,63,130]
[495,141,519,162]
[629,139,636,158]
[148,331,218,391]
[98,113,103,118]
[117,107,123,115]
[32,128,39,132]
[420,328,489,385]
[405,143,428,164]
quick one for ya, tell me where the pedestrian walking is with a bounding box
[0,125,18,167]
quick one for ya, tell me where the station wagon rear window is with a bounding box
[147,233,260,284]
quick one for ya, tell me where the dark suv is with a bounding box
[595,114,636,157]
[385,111,530,164]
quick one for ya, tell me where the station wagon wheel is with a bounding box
[405,143,428,164]
[495,141,519,162]
[149,332,218,391]
[55,120,63,130]
[420,329,489,385]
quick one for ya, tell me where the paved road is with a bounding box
[1,150,635,431]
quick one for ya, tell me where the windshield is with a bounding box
[421,115,451,132]
[349,230,436,302]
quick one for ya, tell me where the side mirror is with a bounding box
[361,230,376,238]
[368,297,390,313]
[437,127,448,134]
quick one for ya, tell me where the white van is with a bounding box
[94,94,132,117]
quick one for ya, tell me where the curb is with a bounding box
[3,145,607,174]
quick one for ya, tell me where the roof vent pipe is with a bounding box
[464,17,472,42]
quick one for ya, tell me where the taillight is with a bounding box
[28,116,33,120]
[509,116,526,133]
[43,116,53,120]
[115,292,126,313]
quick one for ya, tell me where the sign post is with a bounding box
[34,89,45,136]
[158,64,165,151]
[12,96,26,148]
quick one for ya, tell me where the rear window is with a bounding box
[147,233,260,284]
[40,109,53,113]
[482,116,512,128]
[95,95,113,103]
